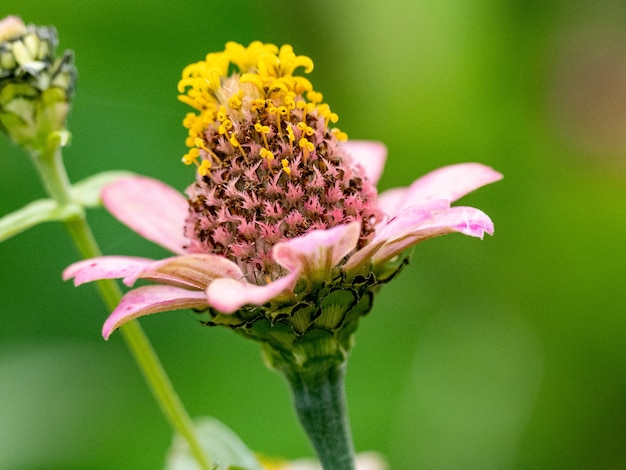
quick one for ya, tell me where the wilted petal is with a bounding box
[206,270,300,314]
[102,176,189,255]
[341,140,387,185]
[372,206,495,264]
[102,285,208,339]
[62,256,155,286]
[125,254,244,289]
[274,222,361,281]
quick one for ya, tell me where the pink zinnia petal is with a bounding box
[62,256,155,286]
[206,270,300,314]
[102,285,208,339]
[273,222,361,280]
[371,206,495,264]
[414,206,495,239]
[102,176,189,255]
[374,199,450,242]
[381,163,503,216]
[376,187,407,217]
[125,254,244,289]
[344,200,449,271]
[341,140,387,185]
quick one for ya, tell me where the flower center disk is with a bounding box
[179,42,381,282]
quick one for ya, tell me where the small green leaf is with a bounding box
[71,170,136,208]
[166,417,263,470]
[0,198,58,242]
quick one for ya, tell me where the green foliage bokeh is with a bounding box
[1,1,626,469]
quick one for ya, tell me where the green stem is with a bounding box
[283,361,355,470]
[31,144,212,470]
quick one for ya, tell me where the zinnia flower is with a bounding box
[63,42,501,349]
[63,41,501,470]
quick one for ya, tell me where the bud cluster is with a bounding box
[0,15,76,152]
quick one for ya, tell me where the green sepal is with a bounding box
[165,417,263,470]
[314,289,357,330]
[71,170,136,207]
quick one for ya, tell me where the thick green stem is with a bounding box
[283,361,355,470]
[31,144,211,470]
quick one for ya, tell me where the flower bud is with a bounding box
[0,15,76,153]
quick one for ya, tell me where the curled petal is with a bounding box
[341,140,387,185]
[381,163,502,216]
[62,256,155,286]
[206,270,300,314]
[273,222,361,281]
[374,199,450,242]
[414,206,495,239]
[124,254,244,289]
[103,176,189,255]
[344,201,447,271]
[102,285,208,339]
[372,206,495,264]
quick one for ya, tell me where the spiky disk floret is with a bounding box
[180,44,381,282]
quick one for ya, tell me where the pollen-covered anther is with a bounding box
[255,122,271,148]
[297,122,314,137]
[331,128,348,142]
[182,147,201,166]
[306,90,323,103]
[299,137,314,163]
[281,158,291,176]
[218,119,233,135]
[228,90,244,110]
[229,134,247,158]
[260,148,274,161]
[198,159,212,176]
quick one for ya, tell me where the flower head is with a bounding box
[0,15,76,152]
[178,41,379,280]
[64,42,502,370]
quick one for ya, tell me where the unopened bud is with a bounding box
[0,15,76,153]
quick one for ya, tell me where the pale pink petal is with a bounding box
[102,176,189,255]
[124,254,244,289]
[416,206,495,239]
[341,140,387,185]
[376,187,408,217]
[63,256,155,286]
[102,285,208,339]
[344,200,448,271]
[383,163,502,216]
[371,206,495,264]
[373,199,450,242]
[206,270,300,314]
[273,222,361,280]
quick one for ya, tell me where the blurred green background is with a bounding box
[2,1,625,469]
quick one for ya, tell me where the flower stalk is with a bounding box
[1,15,211,470]
[272,354,355,470]
[34,141,212,470]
